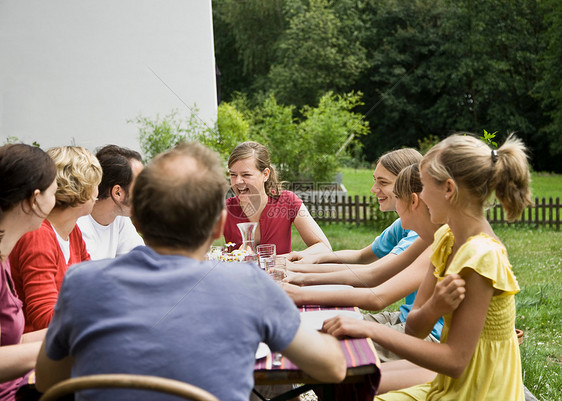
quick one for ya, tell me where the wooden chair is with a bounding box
[38,374,220,401]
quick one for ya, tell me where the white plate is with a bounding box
[304,284,353,292]
[300,310,363,331]
[255,342,270,360]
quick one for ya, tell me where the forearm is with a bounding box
[315,249,375,265]
[299,241,332,256]
[0,342,42,382]
[289,262,365,274]
[35,341,74,393]
[291,288,383,310]
[405,304,443,339]
[21,329,47,343]
[294,269,366,286]
[282,328,346,383]
[365,324,463,377]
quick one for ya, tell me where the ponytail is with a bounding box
[491,135,533,222]
[421,133,533,222]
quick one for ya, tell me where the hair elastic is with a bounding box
[491,149,498,164]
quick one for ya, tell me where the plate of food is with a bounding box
[303,284,353,292]
[255,342,271,360]
[300,310,363,331]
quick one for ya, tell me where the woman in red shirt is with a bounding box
[224,141,331,255]
[10,146,102,332]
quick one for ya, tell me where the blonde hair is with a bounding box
[228,141,281,198]
[47,146,102,208]
[377,148,423,176]
[393,164,422,209]
[421,133,533,222]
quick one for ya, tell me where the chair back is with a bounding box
[38,374,219,401]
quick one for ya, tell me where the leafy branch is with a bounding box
[480,129,498,148]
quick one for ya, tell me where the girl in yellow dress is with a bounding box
[323,133,532,400]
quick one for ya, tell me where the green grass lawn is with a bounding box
[291,224,562,400]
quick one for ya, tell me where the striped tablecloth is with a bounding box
[254,305,381,400]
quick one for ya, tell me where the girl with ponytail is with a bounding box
[324,133,531,400]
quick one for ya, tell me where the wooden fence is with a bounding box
[486,197,561,229]
[303,196,561,229]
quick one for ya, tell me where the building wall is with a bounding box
[0,0,217,153]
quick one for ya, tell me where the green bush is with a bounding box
[132,92,368,183]
[130,111,194,161]
[198,103,249,160]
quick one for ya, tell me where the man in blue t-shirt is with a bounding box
[35,142,346,401]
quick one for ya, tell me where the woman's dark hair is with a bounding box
[95,145,143,200]
[0,144,57,240]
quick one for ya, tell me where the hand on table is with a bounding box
[284,251,303,262]
[284,251,323,265]
[285,260,317,273]
[280,282,304,304]
[293,254,322,265]
[283,270,305,286]
[322,315,373,339]
[430,273,466,316]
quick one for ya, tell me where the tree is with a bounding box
[267,0,368,107]
[432,0,545,150]
[356,0,451,160]
[296,91,369,181]
[357,0,550,171]
[535,0,562,171]
[212,0,287,100]
[212,0,560,172]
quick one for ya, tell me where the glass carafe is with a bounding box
[236,222,258,254]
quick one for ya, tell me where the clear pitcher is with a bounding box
[236,222,258,255]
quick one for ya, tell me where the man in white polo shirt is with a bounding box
[77,145,144,259]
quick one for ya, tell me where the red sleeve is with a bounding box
[71,224,91,262]
[9,228,62,331]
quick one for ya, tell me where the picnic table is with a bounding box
[253,305,381,401]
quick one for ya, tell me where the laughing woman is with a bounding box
[224,141,331,255]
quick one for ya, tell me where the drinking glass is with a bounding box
[268,256,287,283]
[257,244,276,271]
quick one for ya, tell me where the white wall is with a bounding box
[0,0,217,154]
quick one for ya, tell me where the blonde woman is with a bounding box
[10,146,102,332]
